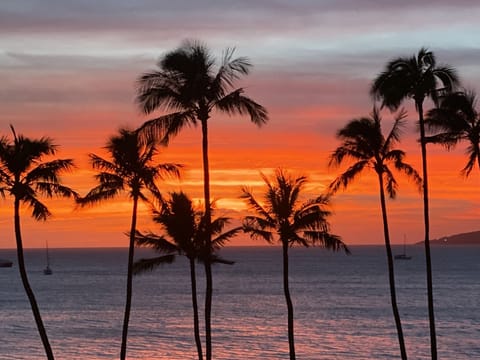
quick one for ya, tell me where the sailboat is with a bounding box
[43,239,52,275]
[0,258,13,268]
[395,234,412,260]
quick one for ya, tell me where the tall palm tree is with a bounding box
[77,129,181,360]
[0,126,77,360]
[133,191,240,360]
[370,48,459,359]
[241,169,349,360]
[426,90,480,176]
[136,39,268,360]
[328,108,422,360]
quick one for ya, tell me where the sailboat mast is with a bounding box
[45,239,50,266]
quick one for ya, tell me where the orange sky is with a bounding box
[1,1,480,248]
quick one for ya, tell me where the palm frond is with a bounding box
[303,231,350,254]
[134,230,179,253]
[390,155,422,191]
[25,159,75,183]
[432,66,459,94]
[240,187,274,224]
[155,162,183,180]
[242,217,274,243]
[328,145,368,167]
[370,60,413,111]
[212,48,251,93]
[93,172,124,186]
[77,184,123,207]
[212,226,242,250]
[328,160,369,194]
[293,206,331,233]
[35,182,79,199]
[136,111,196,146]
[133,255,176,275]
[383,109,407,151]
[24,192,51,221]
[461,144,479,177]
[215,89,268,126]
[383,167,398,198]
[89,154,117,173]
[0,167,13,187]
[136,75,184,114]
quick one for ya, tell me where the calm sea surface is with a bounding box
[0,246,479,359]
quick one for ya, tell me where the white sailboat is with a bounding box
[43,240,52,275]
[395,234,412,260]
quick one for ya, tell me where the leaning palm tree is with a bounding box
[133,191,240,360]
[241,169,349,360]
[77,128,181,360]
[328,108,422,360]
[426,90,480,176]
[0,126,77,360]
[136,39,268,360]
[370,48,459,359]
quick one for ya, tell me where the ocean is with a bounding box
[0,245,479,359]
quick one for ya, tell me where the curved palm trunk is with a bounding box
[189,258,203,360]
[377,174,407,360]
[120,196,139,360]
[282,240,296,360]
[200,118,213,360]
[14,198,55,360]
[417,101,437,360]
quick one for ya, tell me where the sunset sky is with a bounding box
[1,1,480,248]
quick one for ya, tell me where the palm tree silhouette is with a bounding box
[329,107,421,360]
[426,90,480,176]
[133,191,240,360]
[77,129,181,360]
[241,169,349,360]
[370,48,459,359]
[136,39,268,360]
[0,126,77,360]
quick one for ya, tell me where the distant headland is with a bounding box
[416,230,480,245]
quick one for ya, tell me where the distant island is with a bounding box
[416,230,480,245]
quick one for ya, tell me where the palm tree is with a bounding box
[370,48,459,359]
[136,39,268,360]
[77,128,181,360]
[241,169,349,360]
[426,90,480,176]
[133,191,240,360]
[0,126,77,360]
[328,107,422,360]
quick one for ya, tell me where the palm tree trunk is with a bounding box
[204,260,213,360]
[418,101,437,360]
[378,174,408,360]
[190,258,203,360]
[120,196,138,360]
[14,198,55,360]
[282,240,296,360]
[200,118,213,360]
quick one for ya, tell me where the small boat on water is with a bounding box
[0,259,13,268]
[394,253,412,260]
[395,235,412,260]
[43,265,52,275]
[43,240,52,275]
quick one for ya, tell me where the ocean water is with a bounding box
[0,245,479,359]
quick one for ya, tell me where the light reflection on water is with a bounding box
[0,246,479,359]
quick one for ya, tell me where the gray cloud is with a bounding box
[1,0,479,37]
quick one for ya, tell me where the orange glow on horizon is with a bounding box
[1,117,480,249]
